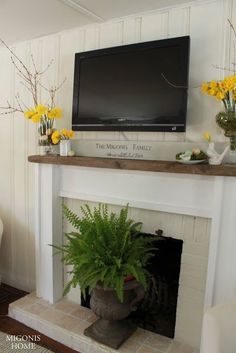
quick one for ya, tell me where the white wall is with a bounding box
[0,0,235,291]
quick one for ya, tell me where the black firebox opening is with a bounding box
[81,232,183,339]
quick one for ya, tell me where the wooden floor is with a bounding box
[0,283,79,353]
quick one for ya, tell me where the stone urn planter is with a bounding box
[84,280,145,349]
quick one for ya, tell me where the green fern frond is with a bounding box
[63,204,81,229]
[52,203,157,303]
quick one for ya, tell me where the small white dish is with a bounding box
[176,159,206,164]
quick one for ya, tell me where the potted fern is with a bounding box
[56,203,155,348]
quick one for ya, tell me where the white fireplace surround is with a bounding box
[34,162,236,348]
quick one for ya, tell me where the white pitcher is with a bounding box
[60,140,71,156]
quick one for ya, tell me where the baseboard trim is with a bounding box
[1,272,35,292]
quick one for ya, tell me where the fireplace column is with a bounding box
[35,163,64,302]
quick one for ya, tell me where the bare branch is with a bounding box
[161,73,187,89]
[0,38,30,76]
[213,64,236,73]
[11,57,30,83]
[0,36,65,117]
[31,54,38,74]
[55,77,67,92]
[16,92,31,111]
[15,94,24,112]
[0,100,24,114]
[39,59,54,75]
[228,19,236,40]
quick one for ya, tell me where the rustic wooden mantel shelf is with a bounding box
[28,155,236,177]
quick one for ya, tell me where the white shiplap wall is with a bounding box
[0,0,234,291]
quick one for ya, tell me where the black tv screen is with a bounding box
[72,36,190,132]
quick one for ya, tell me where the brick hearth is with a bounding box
[9,293,197,353]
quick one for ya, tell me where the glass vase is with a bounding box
[39,145,48,156]
[216,111,236,163]
[225,133,236,163]
[39,142,57,156]
[216,111,236,151]
[225,133,236,151]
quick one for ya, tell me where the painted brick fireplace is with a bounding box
[64,198,210,348]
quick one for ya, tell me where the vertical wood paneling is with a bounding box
[135,17,142,42]
[59,27,85,135]
[27,39,43,289]
[23,42,32,289]
[29,39,43,152]
[169,7,190,37]
[12,43,27,286]
[232,0,236,29]
[99,21,123,48]
[84,25,100,51]
[0,43,37,290]
[224,0,234,76]
[123,18,137,44]
[0,49,14,282]
[9,47,15,283]
[141,12,169,41]
[41,35,61,107]
[187,0,226,141]
[122,17,142,44]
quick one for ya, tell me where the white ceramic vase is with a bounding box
[60,140,71,156]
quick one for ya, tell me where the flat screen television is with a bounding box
[72,36,190,132]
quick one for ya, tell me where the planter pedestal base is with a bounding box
[84,318,137,349]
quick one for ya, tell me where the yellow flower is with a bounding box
[208,88,216,96]
[219,82,227,94]
[51,130,60,144]
[61,128,68,137]
[52,130,60,138]
[31,113,41,123]
[201,82,209,94]
[48,107,62,119]
[223,76,236,91]
[219,81,226,88]
[35,105,48,115]
[24,110,35,119]
[52,138,60,144]
[61,128,74,139]
[68,130,75,139]
[226,75,236,85]
[210,81,218,88]
[216,91,225,100]
[203,132,211,142]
